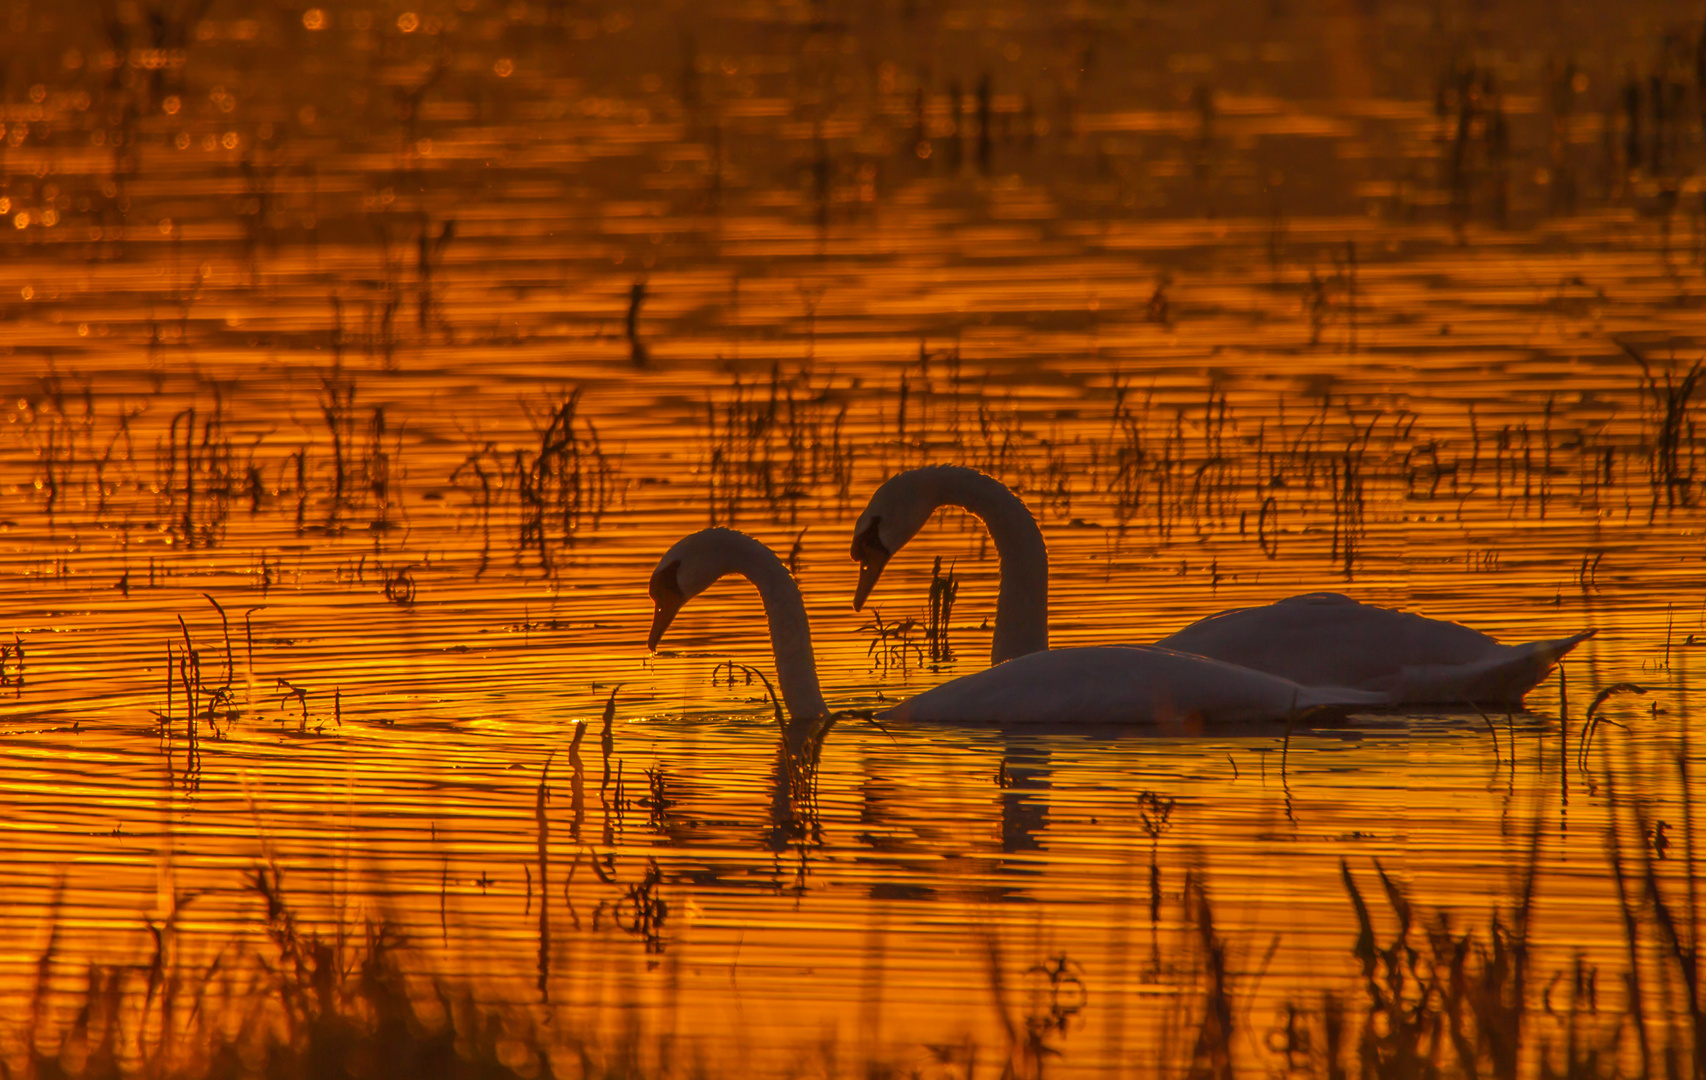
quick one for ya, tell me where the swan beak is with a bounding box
[850,517,891,610]
[647,557,685,651]
[853,554,889,611]
[647,597,681,652]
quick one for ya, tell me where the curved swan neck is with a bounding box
[931,468,1048,664]
[703,532,830,723]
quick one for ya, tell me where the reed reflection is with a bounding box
[766,714,831,855]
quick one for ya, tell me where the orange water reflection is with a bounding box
[1,0,1705,1074]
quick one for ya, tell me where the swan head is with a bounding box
[647,531,723,650]
[850,516,891,610]
[647,528,769,650]
[849,470,943,609]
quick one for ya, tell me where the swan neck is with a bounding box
[732,541,830,724]
[942,471,1048,664]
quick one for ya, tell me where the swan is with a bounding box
[648,528,1390,727]
[849,465,1592,706]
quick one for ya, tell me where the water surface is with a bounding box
[2,0,1705,1073]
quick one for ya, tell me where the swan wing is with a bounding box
[1157,594,1539,689]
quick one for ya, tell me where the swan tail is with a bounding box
[1395,628,1596,706]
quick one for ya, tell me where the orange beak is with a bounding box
[647,593,682,651]
[647,559,685,651]
[853,555,889,611]
[850,518,891,610]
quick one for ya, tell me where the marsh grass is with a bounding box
[4,338,1701,594]
[924,556,959,665]
[5,863,545,1080]
[701,361,852,529]
[1,633,25,696]
[515,388,617,575]
[1625,345,1705,509]
[856,607,925,676]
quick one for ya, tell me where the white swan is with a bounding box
[850,465,1592,706]
[648,528,1390,727]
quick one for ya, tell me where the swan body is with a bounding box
[851,466,1592,706]
[649,528,1388,728]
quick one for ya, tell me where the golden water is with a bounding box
[2,0,1705,1073]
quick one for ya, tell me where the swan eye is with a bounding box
[852,517,889,563]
